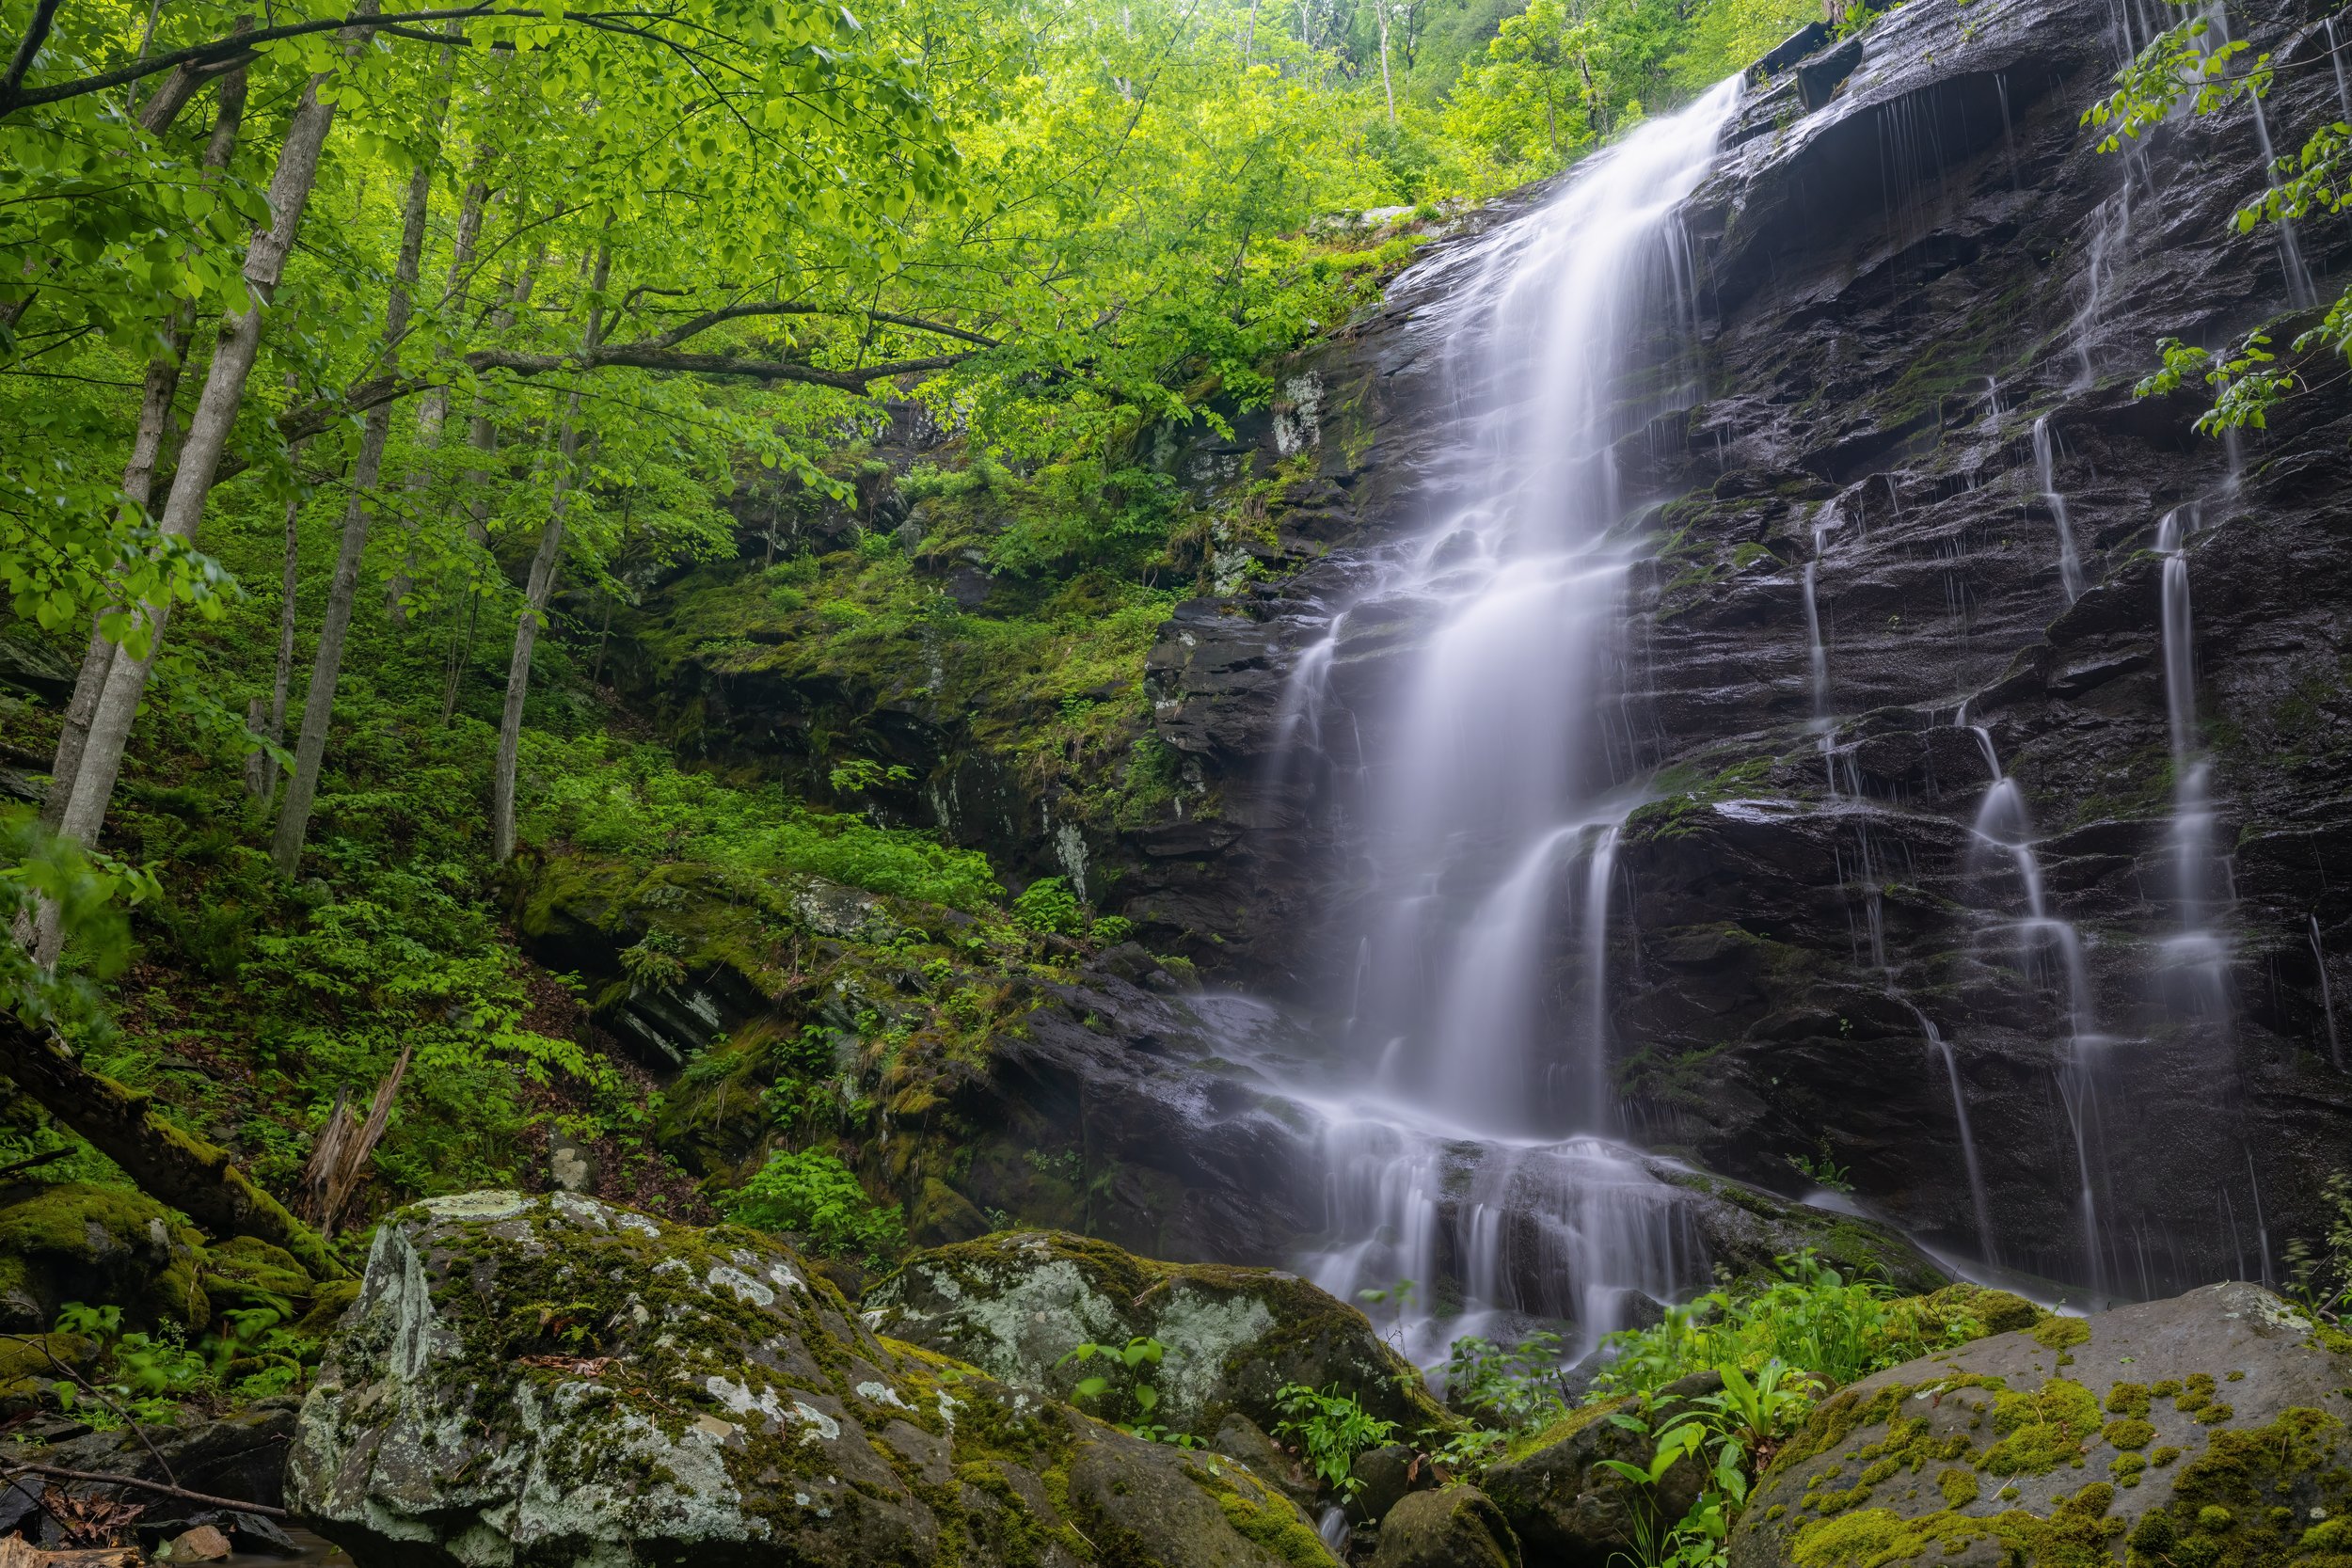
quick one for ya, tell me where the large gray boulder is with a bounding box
[865,1229,1452,1440]
[289,1191,1335,1568]
[1727,1281,2352,1567]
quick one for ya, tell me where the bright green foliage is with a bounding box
[525,736,1004,911]
[1058,1335,1199,1443]
[2283,1170,2352,1321]
[1445,1329,1572,1431]
[717,1148,908,1264]
[1594,1251,1969,1400]
[2086,5,2352,433]
[2080,12,2268,152]
[2134,333,2298,434]
[51,1299,320,1424]
[1013,877,1086,936]
[1274,1381,1399,1497]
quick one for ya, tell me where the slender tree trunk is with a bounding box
[386,174,485,625]
[42,65,247,830]
[1243,0,1259,61]
[441,242,543,725]
[490,245,608,862]
[1375,0,1396,126]
[271,118,440,875]
[40,8,376,964]
[246,488,301,802]
[385,52,482,627]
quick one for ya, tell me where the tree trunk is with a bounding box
[245,489,301,803]
[490,245,608,862]
[385,173,485,626]
[385,49,480,628]
[41,64,248,831]
[270,129,438,874]
[0,1016,342,1279]
[442,243,544,726]
[40,15,374,968]
[48,12,373,877]
[1375,0,1396,126]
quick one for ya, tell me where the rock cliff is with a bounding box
[1120,0,2352,1285]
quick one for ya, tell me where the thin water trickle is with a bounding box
[2071,187,2131,388]
[2310,914,2344,1070]
[2032,417,2086,601]
[1895,990,1999,1262]
[1252,78,1748,1358]
[2328,19,2352,121]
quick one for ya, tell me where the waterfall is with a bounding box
[2031,417,2086,602]
[1253,79,1746,1358]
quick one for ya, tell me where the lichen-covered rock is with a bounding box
[865,1230,1449,1440]
[1369,1486,1522,1568]
[1727,1282,2352,1567]
[290,1191,1338,1568]
[0,1181,208,1332]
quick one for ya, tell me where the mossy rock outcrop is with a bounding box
[290,1192,1339,1568]
[865,1230,1451,1443]
[1727,1281,2352,1567]
[1369,1485,1522,1568]
[0,1181,208,1332]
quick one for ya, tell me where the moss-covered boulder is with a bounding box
[865,1230,1451,1443]
[1482,1373,1720,1564]
[0,1181,208,1332]
[290,1192,1338,1568]
[1726,1282,2352,1567]
[1369,1486,1522,1568]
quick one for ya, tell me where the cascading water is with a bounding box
[2158,504,2229,1003]
[2328,18,2352,121]
[1958,708,2112,1287]
[2031,417,2086,602]
[1254,79,1747,1361]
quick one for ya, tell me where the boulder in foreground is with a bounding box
[1727,1281,2352,1568]
[289,1191,1335,1568]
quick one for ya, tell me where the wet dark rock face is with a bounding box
[1131,0,2352,1286]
